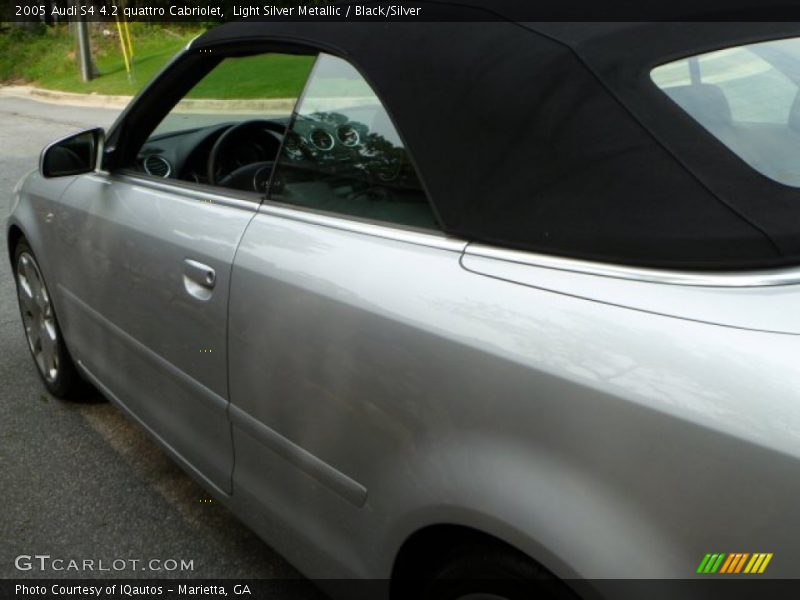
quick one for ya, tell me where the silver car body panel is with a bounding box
[14,171,255,493]
[464,244,800,334]
[8,38,800,595]
[10,165,800,592]
[219,201,800,585]
[10,167,800,589]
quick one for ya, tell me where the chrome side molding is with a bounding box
[465,243,800,288]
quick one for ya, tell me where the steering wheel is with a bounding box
[217,161,275,193]
[216,159,331,194]
[207,119,285,186]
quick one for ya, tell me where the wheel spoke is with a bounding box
[17,254,32,280]
[25,321,41,353]
[39,324,59,380]
[32,332,46,375]
[40,322,57,361]
[17,257,37,306]
[20,254,45,310]
[31,271,46,312]
[17,284,36,315]
[40,284,52,316]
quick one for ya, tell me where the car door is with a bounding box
[55,175,250,493]
[226,53,462,572]
[50,48,313,494]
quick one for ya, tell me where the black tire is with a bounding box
[13,239,85,399]
[420,543,578,600]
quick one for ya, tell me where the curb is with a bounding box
[0,85,297,113]
[0,85,133,109]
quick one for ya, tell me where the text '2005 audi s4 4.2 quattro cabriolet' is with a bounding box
[9,16,800,600]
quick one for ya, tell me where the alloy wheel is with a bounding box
[16,252,60,383]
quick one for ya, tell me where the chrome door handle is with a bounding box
[184,259,216,287]
[183,259,216,300]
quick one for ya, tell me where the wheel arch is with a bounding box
[390,524,548,597]
[7,224,26,271]
[371,424,682,587]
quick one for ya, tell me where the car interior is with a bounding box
[657,43,800,189]
[665,82,800,187]
[131,52,438,231]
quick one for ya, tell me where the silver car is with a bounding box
[8,20,800,599]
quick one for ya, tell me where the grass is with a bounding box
[0,23,198,95]
[186,53,315,99]
[0,23,314,98]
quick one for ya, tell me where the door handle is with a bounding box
[183,259,216,300]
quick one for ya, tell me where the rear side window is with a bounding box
[652,37,800,187]
[268,53,438,230]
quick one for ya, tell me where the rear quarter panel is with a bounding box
[226,208,800,587]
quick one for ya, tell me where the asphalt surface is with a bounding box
[0,97,320,589]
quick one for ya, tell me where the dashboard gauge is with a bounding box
[252,165,273,193]
[336,125,361,147]
[309,128,335,151]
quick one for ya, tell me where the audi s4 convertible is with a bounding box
[9,16,800,600]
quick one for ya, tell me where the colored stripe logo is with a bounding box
[696,552,773,574]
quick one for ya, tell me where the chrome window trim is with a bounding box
[89,172,463,251]
[466,243,800,288]
[87,172,260,213]
[257,200,467,252]
[80,172,800,284]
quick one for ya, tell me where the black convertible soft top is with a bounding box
[195,18,800,269]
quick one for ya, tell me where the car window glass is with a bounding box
[139,52,315,188]
[153,53,315,136]
[652,38,800,186]
[267,53,439,230]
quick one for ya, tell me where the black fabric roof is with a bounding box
[195,19,800,268]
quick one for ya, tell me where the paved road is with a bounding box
[0,97,319,589]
